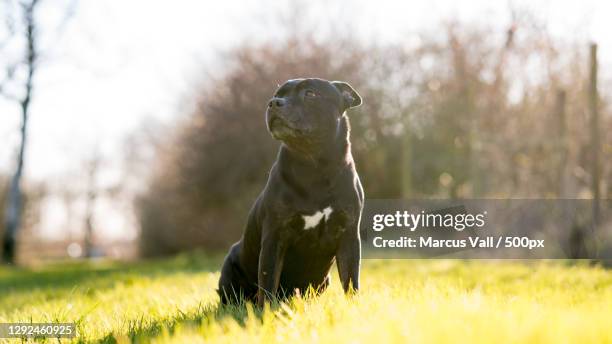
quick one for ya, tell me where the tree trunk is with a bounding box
[401,129,412,198]
[2,0,37,264]
[555,89,568,197]
[84,189,96,258]
[588,43,601,260]
[2,84,31,264]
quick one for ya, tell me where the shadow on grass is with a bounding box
[0,252,223,305]
[97,301,264,344]
[101,288,325,344]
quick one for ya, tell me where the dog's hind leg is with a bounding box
[218,243,256,304]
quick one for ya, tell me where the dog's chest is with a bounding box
[301,206,334,230]
[280,204,351,245]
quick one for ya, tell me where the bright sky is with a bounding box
[1,0,611,241]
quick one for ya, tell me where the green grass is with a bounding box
[1,254,611,343]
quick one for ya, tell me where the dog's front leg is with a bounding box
[257,230,285,307]
[336,229,361,294]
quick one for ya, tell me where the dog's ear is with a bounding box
[332,81,362,110]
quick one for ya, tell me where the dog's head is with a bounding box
[266,78,361,151]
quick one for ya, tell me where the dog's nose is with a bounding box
[268,97,286,108]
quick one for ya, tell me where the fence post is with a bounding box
[588,43,600,229]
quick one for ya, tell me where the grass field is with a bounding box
[1,254,611,343]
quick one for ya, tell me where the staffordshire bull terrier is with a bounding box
[218,78,364,306]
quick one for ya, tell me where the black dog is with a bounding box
[218,78,364,306]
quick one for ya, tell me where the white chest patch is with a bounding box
[302,206,333,230]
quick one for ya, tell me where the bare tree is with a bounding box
[82,150,104,258]
[1,0,40,264]
[1,0,76,264]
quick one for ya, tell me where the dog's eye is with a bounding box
[304,89,317,98]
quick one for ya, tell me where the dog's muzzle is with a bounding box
[267,112,298,139]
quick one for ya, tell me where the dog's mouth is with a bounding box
[268,116,302,139]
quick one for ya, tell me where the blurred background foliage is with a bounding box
[137,18,611,256]
[1,2,610,261]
